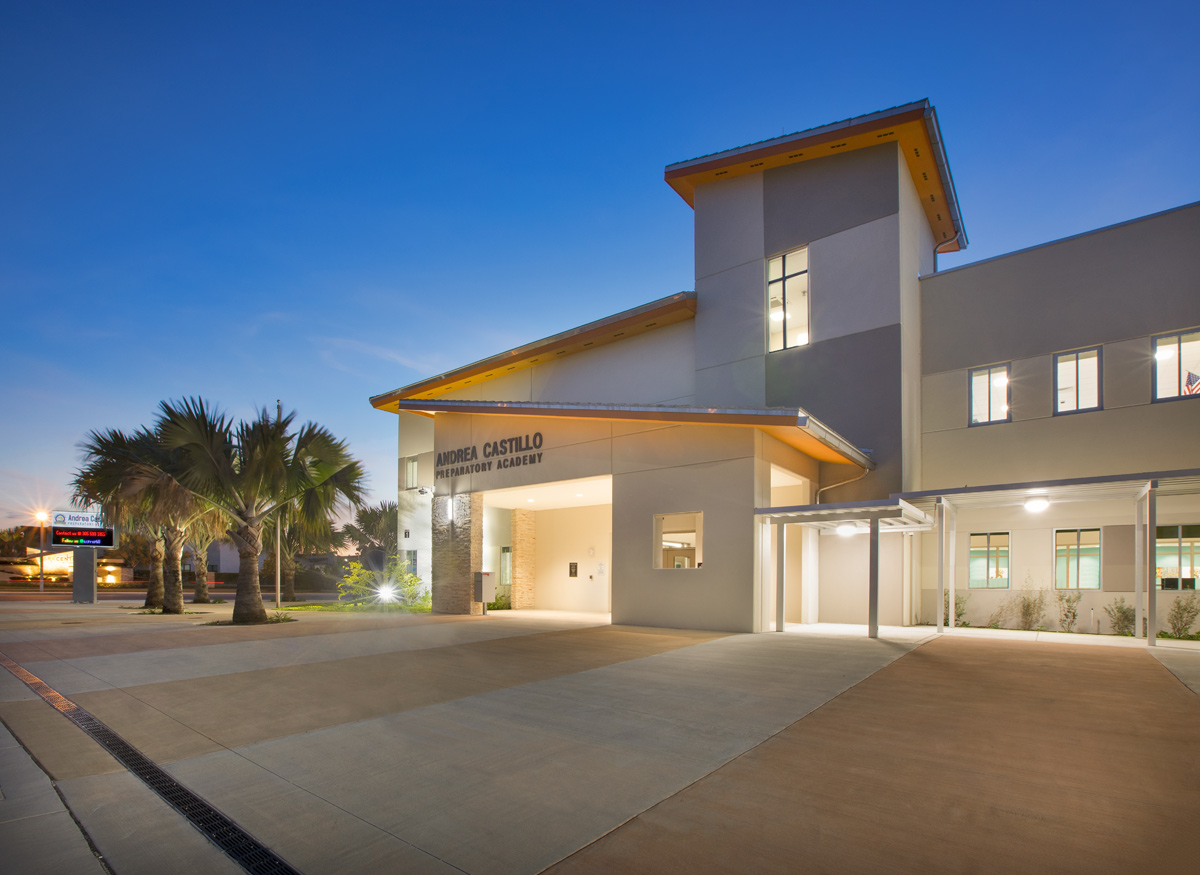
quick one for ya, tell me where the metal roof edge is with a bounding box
[665,100,931,171]
[921,200,1200,279]
[921,104,968,249]
[381,398,875,469]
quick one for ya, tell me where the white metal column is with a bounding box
[868,517,880,639]
[936,499,945,634]
[1134,484,1147,638]
[1146,483,1158,646]
[946,500,958,629]
[776,520,786,632]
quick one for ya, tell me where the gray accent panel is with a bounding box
[1010,355,1052,422]
[922,203,1200,374]
[1102,525,1134,592]
[1103,337,1150,409]
[766,324,902,498]
[763,143,901,256]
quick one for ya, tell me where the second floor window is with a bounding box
[1055,348,1101,413]
[969,364,1010,424]
[767,247,809,351]
[1153,330,1200,399]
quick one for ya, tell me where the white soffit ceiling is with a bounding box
[481,475,612,511]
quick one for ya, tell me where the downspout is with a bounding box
[933,233,961,273]
[815,465,869,504]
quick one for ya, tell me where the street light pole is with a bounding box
[275,399,282,609]
[35,511,47,594]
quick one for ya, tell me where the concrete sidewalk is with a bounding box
[0,602,1196,874]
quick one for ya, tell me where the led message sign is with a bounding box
[51,527,116,547]
[50,510,115,547]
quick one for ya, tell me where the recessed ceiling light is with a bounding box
[1024,497,1049,513]
[836,523,856,537]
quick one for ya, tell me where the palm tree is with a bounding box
[155,398,365,623]
[341,501,399,560]
[0,526,28,558]
[186,510,228,604]
[75,427,200,614]
[263,507,342,603]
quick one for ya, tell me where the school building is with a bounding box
[370,100,1200,640]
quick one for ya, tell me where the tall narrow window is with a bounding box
[969,364,1010,424]
[404,455,419,490]
[1153,330,1200,399]
[1155,525,1199,590]
[404,550,418,577]
[1055,348,1101,413]
[1055,528,1101,589]
[968,532,1010,588]
[767,247,809,351]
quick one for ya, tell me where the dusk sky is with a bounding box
[3,1,1197,526]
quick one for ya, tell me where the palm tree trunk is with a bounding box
[144,536,165,609]
[229,524,268,624]
[192,555,211,603]
[282,551,296,602]
[162,527,186,615]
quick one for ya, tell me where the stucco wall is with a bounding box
[532,504,611,612]
[818,530,906,626]
[435,320,697,406]
[920,201,1200,375]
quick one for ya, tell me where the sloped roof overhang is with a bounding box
[370,293,697,405]
[664,100,966,252]
[380,398,875,469]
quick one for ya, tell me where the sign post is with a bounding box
[51,511,116,604]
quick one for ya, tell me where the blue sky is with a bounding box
[2,0,1197,525]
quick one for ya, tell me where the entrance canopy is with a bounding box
[754,498,932,640]
[380,398,875,469]
[896,468,1200,513]
[756,497,932,532]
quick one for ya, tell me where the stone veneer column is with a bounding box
[511,508,536,609]
[432,492,484,615]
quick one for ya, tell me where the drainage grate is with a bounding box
[0,650,301,875]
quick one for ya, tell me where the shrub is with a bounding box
[1165,592,1200,639]
[942,589,969,626]
[1056,590,1083,633]
[1015,587,1047,631]
[986,599,1012,629]
[1104,597,1135,636]
[337,558,430,612]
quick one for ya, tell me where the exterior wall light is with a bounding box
[1155,347,1175,361]
[1024,497,1050,513]
[836,523,857,536]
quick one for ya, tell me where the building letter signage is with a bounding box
[435,432,544,479]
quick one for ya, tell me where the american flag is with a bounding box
[1186,371,1200,395]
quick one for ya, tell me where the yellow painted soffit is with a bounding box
[380,403,863,467]
[665,109,961,251]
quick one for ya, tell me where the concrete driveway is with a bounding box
[1,603,1196,874]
